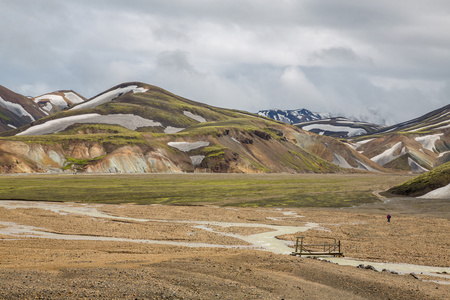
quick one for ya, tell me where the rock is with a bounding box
[364,265,377,271]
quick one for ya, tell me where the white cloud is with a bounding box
[0,0,449,125]
[279,66,326,109]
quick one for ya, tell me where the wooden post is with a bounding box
[299,236,304,256]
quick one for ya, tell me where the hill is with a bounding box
[295,117,384,138]
[1,82,382,174]
[260,104,450,173]
[32,90,86,114]
[0,85,47,131]
[386,161,450,198]
[347,104,450,173]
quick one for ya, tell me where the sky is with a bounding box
[1,0,449,125]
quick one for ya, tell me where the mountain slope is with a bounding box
[33,90,85,114]
[295,117,384,138]
[385,161,450,198]
[348,104,450,172]
[0,85,47,131]
[0,82,352,174]
[291,131,385,172]
[374,104,450,134]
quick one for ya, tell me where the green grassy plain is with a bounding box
[0,173,413,207]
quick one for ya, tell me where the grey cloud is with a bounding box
[156,51,199,75]
[309,47,374,66]
[0,0,449,125]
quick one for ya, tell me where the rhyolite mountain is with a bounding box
[260,103,450,172]
[347,104,450,173]
[0,82,385,174]
[0,85,47,131]
[1,81,447,175]
[295,117,384,138]
[32,90,86,114]
[0,85,86,132]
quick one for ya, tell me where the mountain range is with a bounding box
[257,108,330,124]
[257,108,385,138]
[2,82,378,174]
[0,83,448,179]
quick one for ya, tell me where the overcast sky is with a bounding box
[1,0,449,125]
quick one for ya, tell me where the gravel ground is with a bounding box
[0,197,448,299]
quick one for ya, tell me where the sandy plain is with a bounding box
[0,196,449,299]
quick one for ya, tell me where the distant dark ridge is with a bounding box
[257,108,330,124]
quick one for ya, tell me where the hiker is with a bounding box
[387,214,391,222]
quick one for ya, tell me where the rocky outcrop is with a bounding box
[86,147,183,173]
[288,130,385,172]
[0,127,345,174]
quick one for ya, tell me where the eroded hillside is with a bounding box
[0,82,359,174]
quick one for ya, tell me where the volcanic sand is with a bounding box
[0,197,448,299]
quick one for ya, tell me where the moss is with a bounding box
[0,111,14,123]
[203,145,226,157]
[2,123,148,147]
[63,156,105,171]
[0,173,410,206]
[386,161,450,197]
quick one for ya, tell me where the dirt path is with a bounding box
[0,199,448,299]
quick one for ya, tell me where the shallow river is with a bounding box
[0,201,448,283]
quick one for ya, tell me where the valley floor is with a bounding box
[0,197,448,299]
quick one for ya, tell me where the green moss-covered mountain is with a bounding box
[386,161,450,197]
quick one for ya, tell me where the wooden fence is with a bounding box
[291,236,343,257]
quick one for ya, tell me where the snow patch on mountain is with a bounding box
[415,134,443,152]
[408,120,450,132]
[72,85,148,110]
[331,153,379,171]
[355,160,379,172]
[435,122,450,130]
[302,123,367,137]
[408,158,429,173]
[352,139,375,149]
[370,142,405,166]
[419,183,450,199]
[164,126,185,134]
[17,113,162,136]
[438,151,450,158]
[34,94,68,111]
[0,96,35,121]
[184,111,207,123]
[190,155,205,166]
[332,154,353,168]
[64,92,84,104]
[168,141,209,152]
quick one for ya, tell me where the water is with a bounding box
[0,201,448,283]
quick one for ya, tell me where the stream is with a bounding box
[0,201,448,284]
